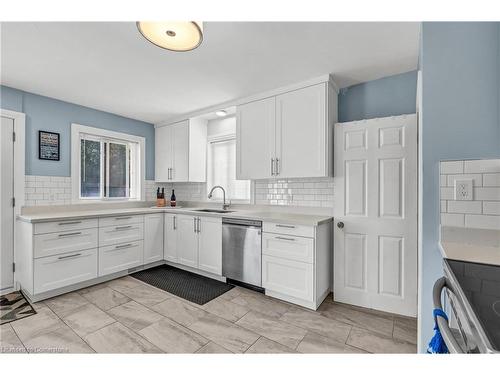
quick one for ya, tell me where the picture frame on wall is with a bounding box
[39,130,60,161]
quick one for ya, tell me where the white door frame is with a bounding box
[1,109,25,293]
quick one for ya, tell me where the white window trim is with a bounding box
[206,132,253,204]
[71,123,145,203]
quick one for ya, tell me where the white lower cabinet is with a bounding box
[262,254,313,302]
[99,241,143,277]
[144,213,164,263]
[34,248,98,294]
[164,213,178,262]
[164,213,222,276]
[198,216,222,275]
[176,215,199,268]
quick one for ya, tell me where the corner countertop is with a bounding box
[17,205,333,226]
[439,226,500,267]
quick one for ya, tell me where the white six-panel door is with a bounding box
[334,114,417,317]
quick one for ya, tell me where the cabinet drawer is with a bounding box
[99,240,143,277]
[34,228,98,258]
[34,218,98,235]
[99,215,143,228]
[34,248,98,294]
[263,222,314,238]
[262,233,314,263]
[99,223,144,247]
[262,255,313,302]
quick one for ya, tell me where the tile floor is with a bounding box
[0,276,417,354]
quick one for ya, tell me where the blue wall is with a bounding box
[0,86,155,180]
[338,70,417,122]
[419,22,500,352]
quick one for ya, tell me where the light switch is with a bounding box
[454,179,473,201]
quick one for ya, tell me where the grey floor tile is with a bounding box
[81,286,131,311]
[63,303,115,337]
[297,332,367,354]
[107,300,163,331]
[24,325,94,353]
[151,298,208,327]
[118,284,172,306]
[280,307,352,343]
[236,310,307,349]
[231,291,290,319]
[139,318,208,353]
[84,322,161,353]
[189,314,259,353]
[218,286,245,301]
[0,323,26,353]
[44,292,89,318]
[11,306,65,341]
[346,327,417,353]
[105,276,148,295]
[201,298,250,323]
[319,302,394,337]
[245,336,297,353]
[393,316,417,345]
[196,341,233,353]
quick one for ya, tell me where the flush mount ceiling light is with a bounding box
[215,110,227,117]
[136,21,203,52]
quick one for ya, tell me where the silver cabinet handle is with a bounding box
[276,158,280,175]
[193,217,197,233]
[276,224,295,229]
[115,216,132,220]
[58,253,82,260]
[197,217,201,233]
[115,243,133,249]
[58,232,82,237]
[173,216,177,230]
[170,168,174,180]
[271,158,275,176]
[275,236,295,241]
[115,225,132,230]
[58,221,82,226]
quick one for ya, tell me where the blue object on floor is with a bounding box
[427,308,449,354]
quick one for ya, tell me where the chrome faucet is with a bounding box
[208,185,230,210]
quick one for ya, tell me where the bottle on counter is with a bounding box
[156,187,166,207]
[170,189,176,207]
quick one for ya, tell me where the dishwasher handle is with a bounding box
[222,218,262,228]
[433,277,464,354]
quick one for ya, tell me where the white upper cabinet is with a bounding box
[155,118,207,182]
[236,79,337,180]
[236,97,275,180]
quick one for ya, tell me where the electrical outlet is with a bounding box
[454,179,473,201]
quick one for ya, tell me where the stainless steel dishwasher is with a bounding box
[222,218,262,288]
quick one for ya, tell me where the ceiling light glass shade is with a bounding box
[215,110,227,117]
[137,21,203,52]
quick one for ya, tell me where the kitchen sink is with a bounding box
[194,209,235,214]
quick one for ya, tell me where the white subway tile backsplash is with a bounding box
[474,187,500,201]
[441,213,465,227]
[441,161,464,174]
[447,201,482,214]
[483,173,500,187]
[440,187,454,200]
[464,214,500,230]
[482,201,500,215]
[446,174,482,187]
[441,200,447,213]
[464,159,500,174]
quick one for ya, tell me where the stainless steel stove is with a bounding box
[433,259,500,353]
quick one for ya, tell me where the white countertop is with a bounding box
[440,226,500,266]
[17,205,333,226]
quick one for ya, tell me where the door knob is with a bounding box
[337,222,344,229]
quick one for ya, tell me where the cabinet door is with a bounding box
[236,97,276,179]
[164,213,178,262]
[276,83,327,178]
[262,254,314,302]
[176,215,198,268]
[155,125,173,182]
[198,216,222,275]
[144,213,164,264]
[171,120,189,182]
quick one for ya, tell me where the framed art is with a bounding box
[39,131,60,161]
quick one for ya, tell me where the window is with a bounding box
[72,124,144,201]
[206,134,251,202]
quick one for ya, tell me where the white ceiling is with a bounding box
[0,22,420,124]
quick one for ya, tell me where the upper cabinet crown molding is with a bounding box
[237,78,338,180]
[154,74,338,128]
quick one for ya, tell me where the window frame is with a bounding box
[206,132,253,204]
[71,123,145,203]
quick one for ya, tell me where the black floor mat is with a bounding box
[131,265,234,305]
